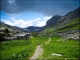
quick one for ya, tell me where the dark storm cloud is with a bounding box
[1,0,80,16]
[1,0,19,13]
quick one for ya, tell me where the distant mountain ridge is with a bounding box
[22,26,44,32]
[0,22,44,33]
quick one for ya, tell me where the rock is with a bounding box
[51,53,62,56]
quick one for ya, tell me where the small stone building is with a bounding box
[16,33,31,40]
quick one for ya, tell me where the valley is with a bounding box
[0,6,80,60]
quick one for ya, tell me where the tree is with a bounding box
[4,28,10,33]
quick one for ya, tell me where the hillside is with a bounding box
[41,7,80,40]
[41,7,80,34]
[55,7,80,28]
[45,15,62,28]
[0,22,24,33]
[0,22,11,28]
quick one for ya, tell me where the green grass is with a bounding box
[0,40,32,60]
[0,36,48,60]
[0,36,79,60]
[66,18,79,26]
[30,36,48,45]
[40,36,80,59]
[71,24,79,30]
[41,27,55,34]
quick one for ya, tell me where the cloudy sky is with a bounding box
[1,0,79,28]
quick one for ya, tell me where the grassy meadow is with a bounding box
[0,36,79,60]
[0,36,48,60]
[39,36,80,60]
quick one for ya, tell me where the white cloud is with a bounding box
[43,16,51,21]
[3,20,14,26]
[2,16,51,28]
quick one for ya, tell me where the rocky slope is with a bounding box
[55,7,80,27]
[41,7,80,40]
[45,15,62,28]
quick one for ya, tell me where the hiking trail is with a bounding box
[30,37,51,60]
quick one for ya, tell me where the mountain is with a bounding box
[45,15,62,28]
[55,7,80,27]
[22,26,44,32]
[0,22,11,28]
[41,7,80,34]
[21,15,62,32]
[41,7,80,40]
[54,7,80,32]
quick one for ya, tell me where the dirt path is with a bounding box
[30,45,43,60]
[30,37,51,60]
[45,37,51,44]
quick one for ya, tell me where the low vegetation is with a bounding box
[39,36,79,59]
[0,36,48,60]
[0,35,79,60]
